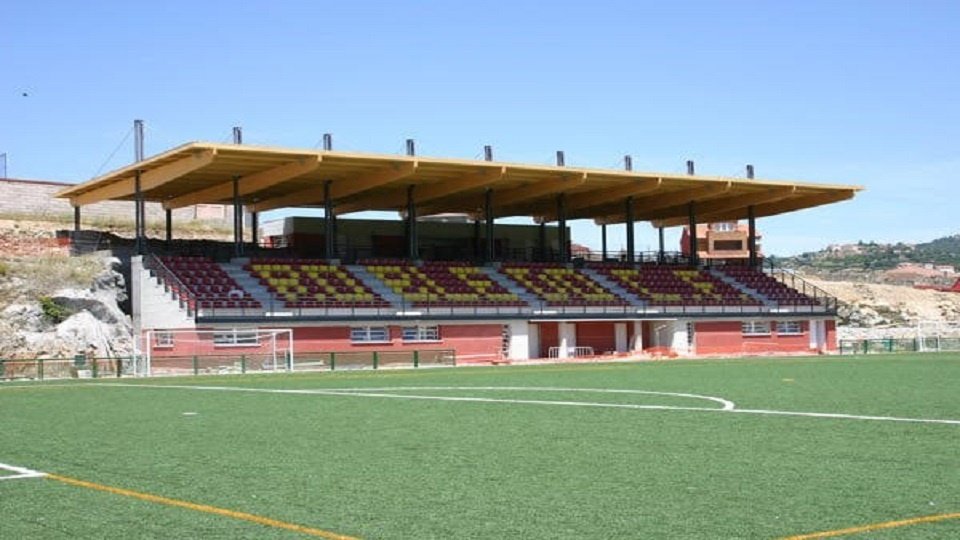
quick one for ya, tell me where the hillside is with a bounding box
[781,233,960,277]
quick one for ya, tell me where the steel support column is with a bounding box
[687,201,698,266]
[232,176,242,258]
[323,180,335,260]
[748,205,758,268]
[73,206,81,232]
[484,188,494,262]
[601,224,607,262]
[406,184,418,259]
[164,208,172,246]
[134,171,143,255]
[625,196,635,263]
[251,212,259,250]
[557,193,568,262]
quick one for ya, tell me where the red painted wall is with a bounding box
[537,322,559,359]
[694,320,815,355]
[149,324,503,364]
[576,322,616,355]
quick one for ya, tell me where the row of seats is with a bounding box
[362,259,525,307]
[592,264,761,306]
[716,266,821,306]
[158,256,261,310]
[245,259,390,308]
[500,263,628,306]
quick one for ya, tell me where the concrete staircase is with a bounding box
[707,267,774,307]
[221,260,278,309]
[580,267,644,306]
[138,268,195,329]
[481,266,538,307]
[347,265,402,308]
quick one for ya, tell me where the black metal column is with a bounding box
[557,193,568,262]
[233,176,242,258]
[601,224,607,262]
[687,201,698,266]
[164,208,172,246]
[625,196,635,263]
[473,219,481,261]
[324,180,335,260]
[484,188,494,262]
[406,184,418,259]
[251,212,259,250]
[73,206,81,232]
[658,227,665,263]
[538,222,547,262]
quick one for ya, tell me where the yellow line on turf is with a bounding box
[46,473,359,540]
[783,511,960,539]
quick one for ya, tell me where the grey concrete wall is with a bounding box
[0,177,232,224]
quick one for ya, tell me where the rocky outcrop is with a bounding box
[0,256,133,360]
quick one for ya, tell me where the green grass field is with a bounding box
[2,354,959,539]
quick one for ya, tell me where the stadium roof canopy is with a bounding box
[56,142,862,227]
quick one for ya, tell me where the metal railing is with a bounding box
[0,355,130,381]
[840,337,960,354]
[144,253,201,317]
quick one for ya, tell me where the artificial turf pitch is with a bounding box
[1,353,958,539]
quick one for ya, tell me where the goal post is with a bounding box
[141,328,294,377]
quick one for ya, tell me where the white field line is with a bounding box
[89,383,960,426]
[0,462,46,481]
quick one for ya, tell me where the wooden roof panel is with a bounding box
[55,141,862,225]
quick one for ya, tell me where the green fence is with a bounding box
[0,355,130,381]
[839,338,960,355]
[2,349,458,381]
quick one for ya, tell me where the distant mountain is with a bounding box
[778,234,960,273]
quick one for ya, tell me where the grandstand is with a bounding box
[56,138,861,363]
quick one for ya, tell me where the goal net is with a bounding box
[140,328,294,377]
[916,321,960,352]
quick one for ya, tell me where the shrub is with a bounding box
[39,296,72,324]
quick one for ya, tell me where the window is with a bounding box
[213,329,260,347]
[402,325,440,342]
[154,331,174,348]
[776,321,803,335]
[741,321,771,336]
[351,326,389,343]
[714,240,744,251]
[712,222,736,232]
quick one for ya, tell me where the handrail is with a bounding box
[143,254,199,317]
[762,259,839,313]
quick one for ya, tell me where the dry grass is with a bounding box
[0,254,106,305]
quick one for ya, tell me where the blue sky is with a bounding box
[3,0,958,255]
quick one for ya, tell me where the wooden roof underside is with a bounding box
[56,142,862,226]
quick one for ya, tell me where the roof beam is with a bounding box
[334,165,507,215]
[593,181,733,225]
[163,155,321,210]
[650,186,798,227]
[535,177,664,222]
[71,149,217,206]
[485,172,588,218]
[568,177,663,211]
[249,161,418,213]
[695,189,857,222]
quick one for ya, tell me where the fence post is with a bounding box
[116,358,123,377]
[862,340,868,354]
[192,355,199,376]
[240,355,246,374]
[329,352,336,371]
[38,358,44,380]
[452,351,457,366]
[373,351,379,370]
[886,338,893,353]
[413,350,420,368]
[91,358,98,379]
[0,359,4,379]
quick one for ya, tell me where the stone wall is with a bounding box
[0,177,232,224]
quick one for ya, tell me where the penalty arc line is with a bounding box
[91,383,960,425]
